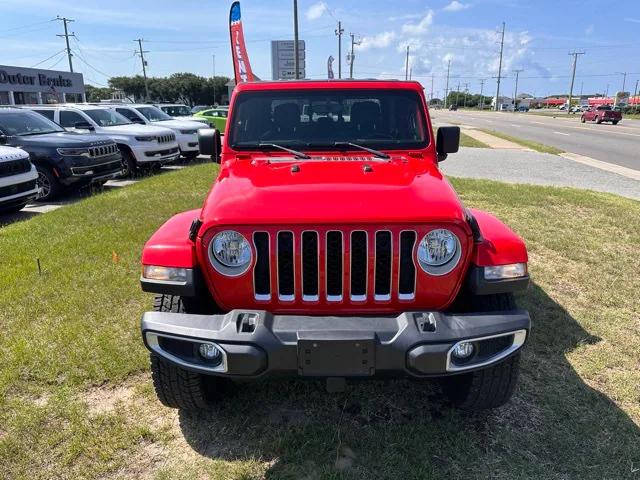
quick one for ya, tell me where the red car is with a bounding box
[581,105,622,125]
[139,80,531,412]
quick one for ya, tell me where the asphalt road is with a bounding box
[433,109,640,171]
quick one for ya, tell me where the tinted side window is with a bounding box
[33,110,55,121]
[116,108,142,122]
[59,110,87,128]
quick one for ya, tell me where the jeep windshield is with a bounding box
[85,109,132,127]
[0,110,64,136]
[229,89,429,152]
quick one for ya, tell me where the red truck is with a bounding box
[581,105,622,124]
[139,80,531,412]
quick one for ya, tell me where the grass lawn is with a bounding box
[1,164,639,479]
[478,128,564,155]
[459,132,489,148]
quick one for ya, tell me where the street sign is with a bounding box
[271,40,305,80]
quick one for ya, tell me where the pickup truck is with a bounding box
[139,80,531,412]
[581,105,622,125]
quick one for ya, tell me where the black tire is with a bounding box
[612,120,619,125]
[442,292,521,411]
[35,166,62,201]
[120,149,137,178]
[580,115,586,123]
[149,294,226,410]
[595,115,602,124]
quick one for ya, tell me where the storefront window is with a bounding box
[13,92,39,105]
[0,92,9,105]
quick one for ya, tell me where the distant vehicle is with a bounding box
[570,106,581,113]
[448,104,458,111]
[0,145,38,213]
[112,104,205,160]
[558,104,568,111]
[516,106,529,112]
[579,105,591,112]
[156,104,210,126]
[191,105,213,114]
[26,105,180,176]
[194,108,229,131]
[581,105,622,125]
[499,103,514,111]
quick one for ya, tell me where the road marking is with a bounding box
[532,121,547,125]
[510,124,521,127]
[559,152,640,181]
[553,131,570,136]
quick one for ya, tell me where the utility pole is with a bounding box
[605,83,609,98]
[335,21,344,79]
[463,82,469,108]
[293,0,300,79]
[430,73,434,101]
[512,69,523,108]
[495,21,505,111]
[479,79,486,110]
[212,54,216,105]
[633,79,639,113]
[405,45,410,81]
[616,71,627,92]
[444,59,451,108]
[55,16,75,72]
[456,81,460,106]
[349,33,360,79]
[567,51,585,115]
[135,39,150,102]
[579,81,583,97]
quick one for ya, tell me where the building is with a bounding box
[0,64,85,105]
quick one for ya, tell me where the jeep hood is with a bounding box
[101,124,174,136]
[150,119,206,131]
[200,157,467,227]
[11,132,115,148]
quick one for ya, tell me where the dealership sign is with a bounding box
[271,40,305,80]
[0,65,85,94]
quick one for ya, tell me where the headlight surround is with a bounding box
[484,263,527,280]
[417,229,461,275]
[57,147,89,156]
[179,129,199,135]
[135,135,157,142]
[209,230,252,275]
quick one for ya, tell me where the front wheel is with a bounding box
[149,294,229,410]
[120,150,137,178]
[35,166,62,201]
[595,115,602,124]
[612,120,619,125]
[580,116,586,123]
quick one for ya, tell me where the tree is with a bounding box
[84,85,114,102]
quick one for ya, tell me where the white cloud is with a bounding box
[305,2,328,21]
[584,24,594,35]
[358,31,396,51]
[443,1,470,12]
[401,11,434,35]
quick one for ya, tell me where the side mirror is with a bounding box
[74,121,95,131]
[0,134,7,145]
[198,128,222,163]
[436,126,460,162]
[132,118,145,124]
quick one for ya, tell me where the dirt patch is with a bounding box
[82,374,146,416]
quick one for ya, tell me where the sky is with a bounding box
[2,0,640,99]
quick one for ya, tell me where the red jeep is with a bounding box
[140,80,530,412]
[581,105,622,124]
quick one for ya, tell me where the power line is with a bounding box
[55,16,76,72]
[30,49,66,68]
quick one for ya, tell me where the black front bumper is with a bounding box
[141,309,530,379]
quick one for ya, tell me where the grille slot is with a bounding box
[302,231,319,300]
[374,231,392,300]
[0,158,31,178]
[399,231,417,299]
[253,232,270,300]
[350,231,368,300]
[326,231,343,301]
[277,231,294,301]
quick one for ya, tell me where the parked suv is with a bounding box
[0,145,38,213]
[0,109,123,200]
[27,105,180,176]
[111,105,204,160]
[140,80,531,412]
[156,104,210,126]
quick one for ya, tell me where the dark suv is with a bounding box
[0,109,124,200]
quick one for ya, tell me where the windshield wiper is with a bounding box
[333,142,390,160]
[257,143,310,159]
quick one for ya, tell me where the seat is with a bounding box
[350,101,382,137]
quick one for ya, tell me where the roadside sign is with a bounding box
[271,40,305,80]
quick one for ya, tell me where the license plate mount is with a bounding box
[297,332,375,377]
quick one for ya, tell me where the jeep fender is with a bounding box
[141,209,200,268]
[469,208,528,266]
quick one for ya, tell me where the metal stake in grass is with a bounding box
[37,258,42,276]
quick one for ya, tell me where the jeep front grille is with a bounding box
[157,133,176,144]
[252,229,417,303]
[88,144,119,158]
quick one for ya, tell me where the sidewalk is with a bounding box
[461,128,531,150]
[441,148,640,201]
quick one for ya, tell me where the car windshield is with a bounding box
[229,89,429,151]
[161,105,191,117]
[597,105,612,110]
[85,109,132,126]
[0,111,64,136]
[136,106,173,122]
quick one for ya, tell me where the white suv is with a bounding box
[156,104,210,126]
[111,105,204,160]
[0,145,38,213]
[27,105,180,175]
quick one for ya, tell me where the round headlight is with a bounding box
[210,230,251,271]
[417,229,461,274]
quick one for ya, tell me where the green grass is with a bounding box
[478,128,564,155]
[1,164,639,479]
[459,132,489,148]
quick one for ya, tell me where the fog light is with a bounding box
[198,343,222,362]
[452,341,474,359]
